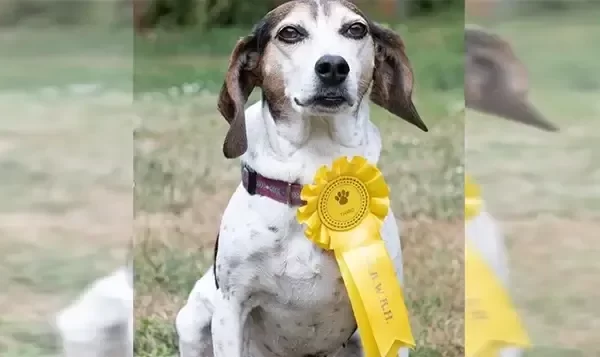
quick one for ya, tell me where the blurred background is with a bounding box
[0,0,597,356]
[0,2,135,357]
[466,1,600,356]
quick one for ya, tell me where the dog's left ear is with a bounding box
[370,23,428,132]
[218,34,262,159]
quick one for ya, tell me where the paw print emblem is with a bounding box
[335,190,350,205]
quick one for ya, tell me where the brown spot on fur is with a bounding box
[260,53,290,121]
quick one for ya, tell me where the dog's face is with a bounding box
[264,0,373,116]
[217,0,428,159]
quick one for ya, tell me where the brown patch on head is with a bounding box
[368,23,428,132]
[261,61,289,120]
[217,1,298,159]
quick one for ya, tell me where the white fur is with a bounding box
[54,265,133,357]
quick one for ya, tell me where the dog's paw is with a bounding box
[334,190,350,205]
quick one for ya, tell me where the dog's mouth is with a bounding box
[294,91,354,112]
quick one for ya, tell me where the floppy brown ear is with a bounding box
[218,35,262,159]
[370,23,428,132]
[465,27,559,132]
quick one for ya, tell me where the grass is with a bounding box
[1,5,599,357]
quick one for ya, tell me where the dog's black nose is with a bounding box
[315,55,349,86]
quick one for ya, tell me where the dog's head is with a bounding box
[217,0,428,159]
[465,25,559,132]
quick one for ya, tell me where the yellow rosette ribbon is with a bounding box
[465,175,530,357]
[297,156,414,357]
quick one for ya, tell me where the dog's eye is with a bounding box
[277,26,303,43]
[345,22,367,39]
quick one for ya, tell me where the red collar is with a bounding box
[241,165,306,206]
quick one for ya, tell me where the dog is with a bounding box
[465,25,559,357]
[175,1,429,357]
[54,254,133,357]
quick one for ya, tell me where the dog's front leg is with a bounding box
[211,292,251,357]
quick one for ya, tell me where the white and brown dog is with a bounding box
[176,1,428,357]
[465,25,558,357]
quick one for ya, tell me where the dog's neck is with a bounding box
[260,98,371,159]
[241,97,379,185]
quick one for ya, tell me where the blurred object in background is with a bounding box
[464,25,558,131]
[466,0,503,18]
[132,0,462,33]
[0,0,464,31]
[467,0,600,24]
[2,0,597,30]
[133,0,151,35]
[0,0,132,27]
[466,1,600,355]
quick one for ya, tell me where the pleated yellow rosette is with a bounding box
[465,175,530,357]
[297,156,414,357]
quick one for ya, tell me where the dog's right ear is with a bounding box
[370,22,428,132]
[218,35,262,159]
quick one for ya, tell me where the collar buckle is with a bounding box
[285,182,293,206]
[242,165,257,195]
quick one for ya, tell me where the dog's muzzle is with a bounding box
[293,54,355,111]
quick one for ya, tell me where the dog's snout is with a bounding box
[314,55,349,86]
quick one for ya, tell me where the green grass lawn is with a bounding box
[1,6,599,357]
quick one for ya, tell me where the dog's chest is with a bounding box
[250,231,357,356]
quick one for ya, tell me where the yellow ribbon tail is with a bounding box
[465,242,531,357]
[335,233,415,357]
